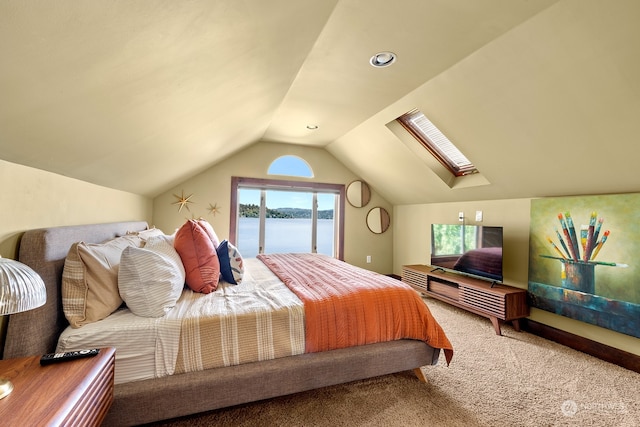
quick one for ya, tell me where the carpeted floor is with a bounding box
[148,298,640,427]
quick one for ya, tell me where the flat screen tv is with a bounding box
[430,224,503,283]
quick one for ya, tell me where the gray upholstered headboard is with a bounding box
[3,221,148,359]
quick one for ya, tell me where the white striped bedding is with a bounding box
[56,258,305,384]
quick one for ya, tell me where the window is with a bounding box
[230,177,345,260]
[267,155,313,177]
[397,110,477,177]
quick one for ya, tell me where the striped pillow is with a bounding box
[62,234,143,328]
[118,235,186,318]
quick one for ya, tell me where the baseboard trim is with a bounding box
[522,319,640,374]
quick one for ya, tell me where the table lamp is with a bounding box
[0,257,47,399]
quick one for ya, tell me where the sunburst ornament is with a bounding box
[172,190,194,213]
[208,203,221,216]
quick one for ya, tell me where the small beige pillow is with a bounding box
[62,235,142,328]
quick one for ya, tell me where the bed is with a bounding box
[3,221,452,426]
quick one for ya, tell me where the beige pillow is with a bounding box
[62,235,142,328]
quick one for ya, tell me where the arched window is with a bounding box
[267,155,313,177]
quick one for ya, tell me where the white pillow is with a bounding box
[118,235,186,317]
[130,227,165,242]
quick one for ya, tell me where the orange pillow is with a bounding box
[197,219,220,249]
[174,220,220,293]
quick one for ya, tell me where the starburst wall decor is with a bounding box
[208,203,221,216]
[172,190,194,213]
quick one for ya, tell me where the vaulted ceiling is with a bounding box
[2,1,639,204]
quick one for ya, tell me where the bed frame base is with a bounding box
[106,339,438,426]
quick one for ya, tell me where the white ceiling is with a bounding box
[2,0,640,203]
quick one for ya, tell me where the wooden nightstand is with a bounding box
[0,347,115,426]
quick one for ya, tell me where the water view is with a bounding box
[237,217,335,258]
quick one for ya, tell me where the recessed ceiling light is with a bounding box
[370,51,396,68]
[306,124,318,130]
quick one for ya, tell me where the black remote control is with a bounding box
[40,348,100,365]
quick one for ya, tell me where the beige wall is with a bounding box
[394,199,640,357]
[0,159,152,259]
[152,141,394,273]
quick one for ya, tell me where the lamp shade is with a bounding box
[0,257,46,315]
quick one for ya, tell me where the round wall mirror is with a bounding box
[346,180,371,208]
[366,207,390,234]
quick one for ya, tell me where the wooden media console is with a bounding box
[402,264,529,335]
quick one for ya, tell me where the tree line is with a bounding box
[239,203,333,219]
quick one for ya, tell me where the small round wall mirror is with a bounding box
[367,207,390,234]
[346,180,371,208]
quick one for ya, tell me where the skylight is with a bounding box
[397,110,477,177]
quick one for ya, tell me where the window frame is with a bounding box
[230,176,345,260]
[397,110,477,177]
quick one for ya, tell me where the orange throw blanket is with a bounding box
[257,253,453,364]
